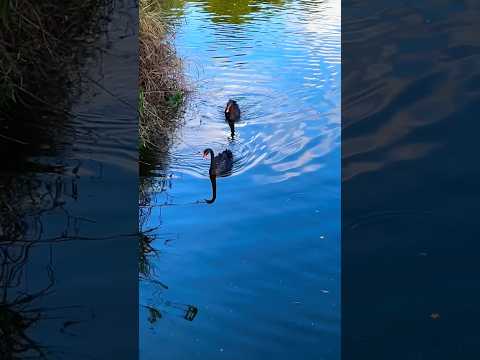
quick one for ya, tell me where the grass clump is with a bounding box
[0,0,108,112]
[139,0,187,152]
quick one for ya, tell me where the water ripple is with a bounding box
[160,0,340,184]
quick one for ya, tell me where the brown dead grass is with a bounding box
[0,0,109,111]
[139,0,187,151]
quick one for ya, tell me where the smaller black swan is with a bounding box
[203,148,233,177]
[224,99,241,136]
[225,99,241,122]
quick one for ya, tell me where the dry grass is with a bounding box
[139,0,187,151]
[0,0,109,111]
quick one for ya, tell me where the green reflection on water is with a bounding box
[161,0,287,24]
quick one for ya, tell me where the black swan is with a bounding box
[202,148,233,204]
[225,99,241,122]
[224,99,241,136]
[203,148,233,177]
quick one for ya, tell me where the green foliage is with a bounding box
[165,90,184,110]
[162,0,285,24]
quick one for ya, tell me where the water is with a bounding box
[0,2,138,358]
[140,1,340,359]
[342,1,480,358]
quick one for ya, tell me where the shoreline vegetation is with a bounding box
[139,0,189,322]
[0,1,111,236]
[0,0,187,155]
[0,1,109,117]
[0,2,113,357]
[139,0,187,155]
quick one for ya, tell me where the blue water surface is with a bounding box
[140,1,340,359]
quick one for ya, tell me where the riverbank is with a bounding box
[0,1,109,116]
[139,1,189,324]
[139,0,187,154]
[1,3,140,357]
[0,0,111,235]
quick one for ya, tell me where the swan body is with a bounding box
[225,99,240,122]
[203,148,233,177]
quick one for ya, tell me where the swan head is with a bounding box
[202,148,213,159]
[225,99,237,117]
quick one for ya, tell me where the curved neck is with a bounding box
[207,149,215,176]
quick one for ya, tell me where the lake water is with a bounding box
[342,1,480,358]
[139,1,341,359]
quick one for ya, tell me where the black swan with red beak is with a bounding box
[202,148,233,204]
[203,148,233,177]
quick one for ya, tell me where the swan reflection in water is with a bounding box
[202,148,233,204]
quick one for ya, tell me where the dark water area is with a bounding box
[0,1,138,359]
[140,1,340,359]
[343,0,480,358]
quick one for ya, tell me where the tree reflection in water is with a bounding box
[0,173,92,359]
[159,0,286,25]
[139,163,198,325]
